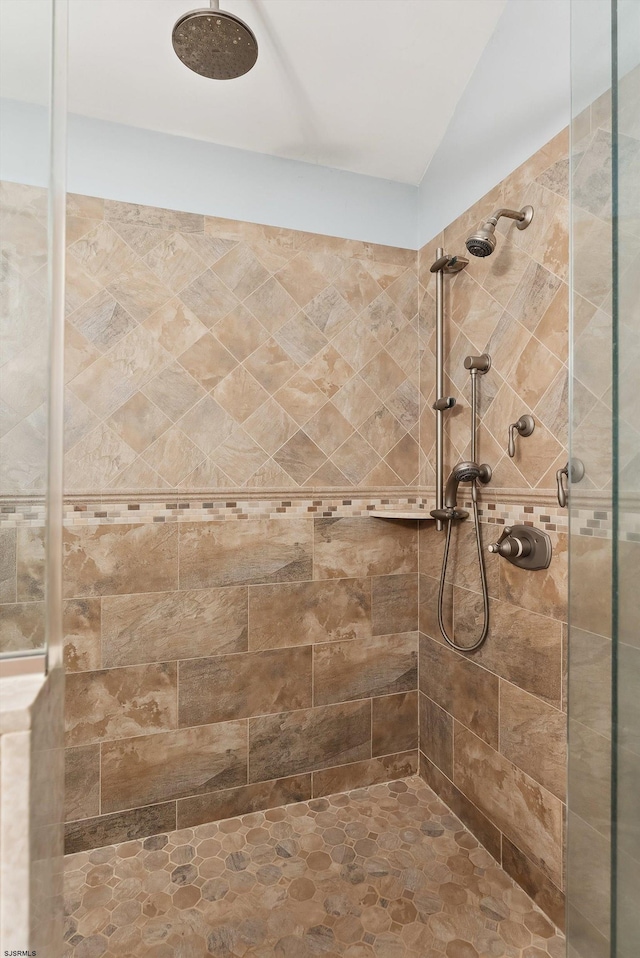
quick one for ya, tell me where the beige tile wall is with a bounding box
[60,515,420,854]
[50,197,419,494]
[416,128,571,930]
[418,128,570,493]
[1,121,580,937]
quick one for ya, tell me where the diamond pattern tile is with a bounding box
[143,232,209,293]
[213,243,270,299]
[53,197,427,492]
[62,777,564,958]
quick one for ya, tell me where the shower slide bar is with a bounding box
[429,249,468,531]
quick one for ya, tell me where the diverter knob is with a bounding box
[488,535,532,559]
[487,524,552,571]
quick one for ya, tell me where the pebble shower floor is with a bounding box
[63,777,565,958]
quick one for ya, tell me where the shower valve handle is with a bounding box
[488,529,532,559]
[556,458,586,508]
[488,525,552,570]
[508,415,535,457]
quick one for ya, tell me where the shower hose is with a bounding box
[437,482,490,652]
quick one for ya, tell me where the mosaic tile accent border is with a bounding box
[3,491,637,539]
[464,499,569,534]
[1,494,429,528]
[0,491,567,530]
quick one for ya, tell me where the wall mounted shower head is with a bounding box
[465,206,534,258]
[465,224,497,258]
[444,461,492,508]
[172,0,258,79]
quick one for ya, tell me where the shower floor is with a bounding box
[63,776,565,958]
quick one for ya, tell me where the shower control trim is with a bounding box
[488,525,552,571]
[508,415,535,457]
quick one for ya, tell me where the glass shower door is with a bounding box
[568,1,640,955]
[612,0,640,952]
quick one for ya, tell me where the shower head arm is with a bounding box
[209,0,220,9]
[485,207,534,230]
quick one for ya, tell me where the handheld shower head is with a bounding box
[444,461,492,508]
[465,206,534,258]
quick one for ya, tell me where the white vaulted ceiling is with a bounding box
[1,0,506,185]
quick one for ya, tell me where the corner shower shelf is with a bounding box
[369,510,435,520]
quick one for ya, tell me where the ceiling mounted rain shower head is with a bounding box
[172,0,258,80]
[465,206,534,258]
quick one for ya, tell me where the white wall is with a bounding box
[6,0,630,252]
[0,99,417,249]
[417,0,571,247]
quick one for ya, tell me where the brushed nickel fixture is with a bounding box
[465,206,534,257]
[172,0,258,80]
[443,461,492,512]
[556,458,585,507]
[429,251,469,532]
[488,525,552,570]
[508,414,535,457]
[430,354,492,653]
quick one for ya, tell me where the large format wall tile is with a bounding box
[419,752,502,861]
[65,664,177,746]
[501,836,565,932]
[312,750,418,797]
[0,601,45,653]
[248,700,371,782]
[455,591,563,707]
[500,531,567,621]
[313,632,417,705]
[372,691,418,756]
[419,633,499,747]
[178,646,312,725]
[567,811,611,939]
[16,527,45,601]
[419,691,453,778]
[248,577,371,650]
[102,586,247,666]
[0,527,16,602]
[499,681,566,801]
[454,724,563,887]
[371,573,419,634]
[314,516,418,579]
[63,598,101,672]
[64,745,100,822]
[179,518,313,589]
[101,721,248,813]
[63,523,178,597]
[65,802,177,855]
[177,775,312,829]
[570,535,612,638]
